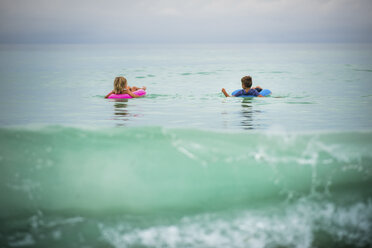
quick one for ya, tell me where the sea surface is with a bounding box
[0,43,371,247]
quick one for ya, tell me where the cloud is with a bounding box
[0,0,371,43]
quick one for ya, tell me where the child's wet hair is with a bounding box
[241,76,252,88]
[113,76,127,94]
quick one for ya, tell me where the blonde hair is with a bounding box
[113,77,127,94]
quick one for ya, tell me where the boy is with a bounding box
[222,76,264,97]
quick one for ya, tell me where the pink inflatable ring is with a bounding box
[108,89,146,99]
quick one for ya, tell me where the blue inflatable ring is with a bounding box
[232,89,272,97]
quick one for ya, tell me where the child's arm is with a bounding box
[255,88,266,97]
[126,90,144,98]
[130,86,146,91]
[104,90,114,99]
[129,86,146,92]
[253,86,262,90]
[222,88,233,97]
[129,86,138,91]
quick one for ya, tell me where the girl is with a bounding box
[104,77,146,99]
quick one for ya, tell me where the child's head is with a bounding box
[241,76,252,89]
[113,76,127,94]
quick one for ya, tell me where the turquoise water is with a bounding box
[1,43,372,129]
[0,43,372,247]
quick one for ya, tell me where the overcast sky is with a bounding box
[0,0,372,43]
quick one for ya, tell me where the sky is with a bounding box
[0,0,372,43]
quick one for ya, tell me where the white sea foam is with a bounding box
[100,199,372,248]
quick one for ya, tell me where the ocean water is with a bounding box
[0,43,372,247]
